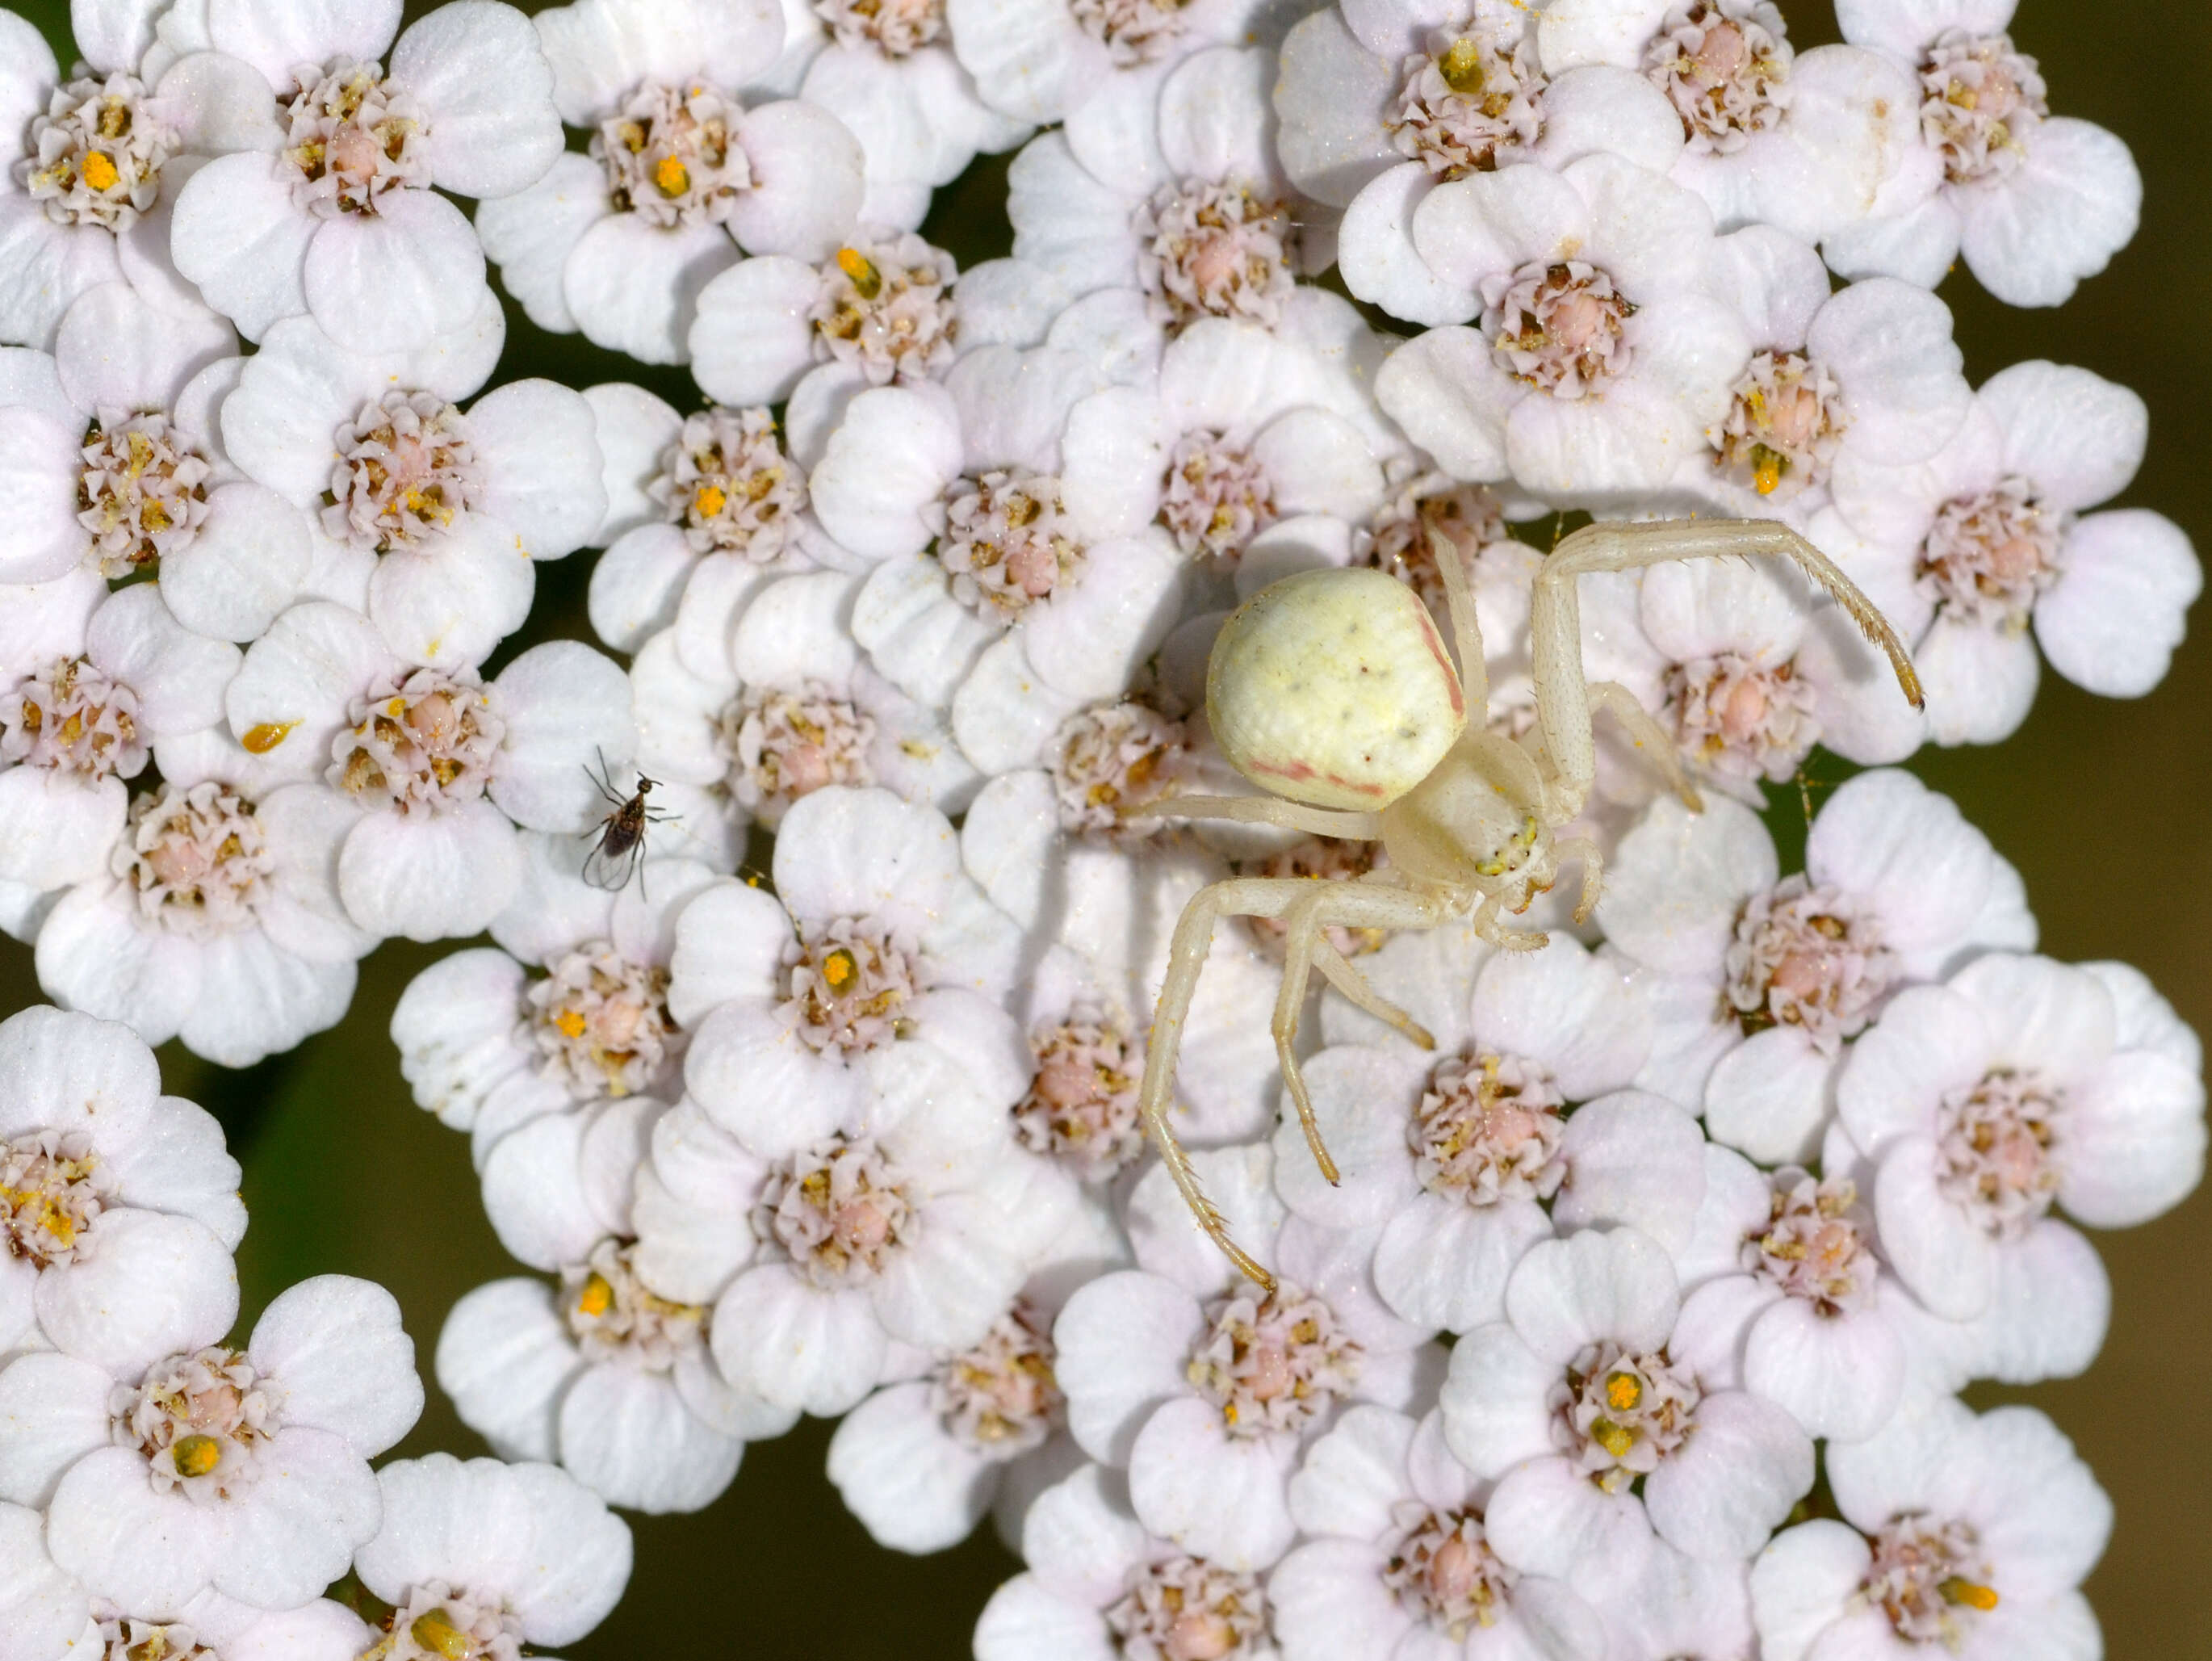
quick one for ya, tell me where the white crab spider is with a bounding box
[1141,518,1924,1287]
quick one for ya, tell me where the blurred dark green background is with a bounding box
[9,0,2210,1653]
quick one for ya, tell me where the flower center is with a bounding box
[1,656,143,782]
[526,946,679,1101]
[1161,430,1276,562]
[1746,1169,1879,1315]
[1713,350,1845,501]
[1916,478,2061,631]
[18,73,174,230]
[1665,652,1817,784]
[365,1583,526,1661]
[114,782,271,937]
[1365,477,1507,617]
[563,1239,706,1369]
[1108,1555,1267,1661]
[1481,260,1635,397]
[811,236,960,382]
[1389,28,1546,181]
[1239,837,1391,958]
[595,80,752,229]
[757,1135,917,1288]
[1185,1281,1361,1438]
[812,0,948,58]
[1015,1011,1145,1178]
[329,669,503,816]
[1132,180,1298,331]
[1644,0,1791,154]
[95,1617,218,1661]
[325,390,482,553]
[1919,31,2047,186]
[1069,0,1192,68]
[656,406,808,560]
[0,1131,111,1269]
[115,1347,274,1502]
[935,470,1085,619]
[778,916,924,1055]
[1934,1067,2062,1237]
[1050,699,1193,836]
[1382,1504,1516,1640]
[1409,1048,1568,1205]
[283,61,430,216]
[1862,1516,2000,1644]
[78,413,214,576]
[720,683,875,827]
[932,1303,1062,1457]
[1724,875,1894,1051]
[1550,1340,1701,1491]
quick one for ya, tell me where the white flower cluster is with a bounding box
[0,0,2200,1655]
[0,1004,632,1661]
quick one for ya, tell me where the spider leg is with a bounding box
[1309,939,1435,1051]
[1154,795,1384,841]
[1550,835,1603,925]
[1587,681,1701,812]
[1471,891,1547,951]
[1431,518,1489,711]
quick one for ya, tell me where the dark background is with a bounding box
[8,0,2208,1652]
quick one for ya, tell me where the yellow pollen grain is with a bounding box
[1604,1371,1642,1411]
[836,246,883,300]
[1938,1577,1999,1612]
[1752,445,1783,496]
[81,151,120,191]
[170,1433,220,1477]
[652,154,690,197]
[1439,36,1486,94]
[693,482,727,519]
[576,1272,614,1318]
[555,1009,588,1040]
[1590,1417,1637,1458]
[822,947,858,991]
[241,719,299,754]
[410,1609,475,1659]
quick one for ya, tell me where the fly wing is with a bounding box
[581,828,642,891]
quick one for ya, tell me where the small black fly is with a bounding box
[583,752,673,892]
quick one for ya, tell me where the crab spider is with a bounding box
[1139,518,1924,1288]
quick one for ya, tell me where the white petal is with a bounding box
[1504,1227,1679,1364]
[688,254,823,406]
[555,1363,744,1513]
[566,214,740,367]
[470,380,607,560]
[1053,1269,1202,1465]
[214,1425,380,1609]
[1955,118,2140,309]
[0,1498,87,1661]
[338,799,523,942]
[827,1381,995,1550]
[161,480,312,643]
[727,98,868,262]
[250,1273,423,1458]
[1749,1519,1869,1661]
[0,1351,111,1508]
[1437,1323,1558,1479]
[490,640,636,833]
[434,1278,576,1462]
[712,1265,886,1416]
[1553,1090,1707,1253]
[1126,1395,1297,1571]
[392,0,563,199]
[2036,509,2200,698]
[206,0,402,87]
[168,151,318,342]
[46,1444,215,1613]
[1871,1136,1993,1320]
[1483,1455,1654,1584]
[475,152,607,335]
[36,1208,237,1376]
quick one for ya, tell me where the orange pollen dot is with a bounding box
[1604,1372,1642,1411]
[576,1273,614,1317]
[1938,1577,2000,1612]
[836,246,883,299]
[652,154,689,196]
[555,1009,588,1040]
[693,483,727,518]
[822,948,858,990]
[82,151,120,191]
[1590,1418,1636,1458]
[171,1434,220,1477]
[241,720,299,754]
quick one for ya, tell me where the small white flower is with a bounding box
[35,741,374,1067]
[5,1274,420,1615]
[0,283,311,635]
[1824,360,2201,745]
[217,316,604,668]
[1440,1227,1813,1578]
[1825,0,2140,307]
[0,584,238,893]
[438,1097,797,1513]
[0,1504,374,1661]
[0,1006,241,1375]
[1600,768,2034,1163]
[1280,933,1687,1336]
[945,0,1269,127]
[974,1463,1284,1661]
[1054,1145,1434,1571]
[354,1453,634,1655]
[1376,154,1749,505]
[1270,1404,1609,1661]
[392,844,713,1164]
[168,0,562,349]
[1751,1395,2109,1661]
[477,0,867,364]
[1828,953,2202,1378]
[223,603,634,942]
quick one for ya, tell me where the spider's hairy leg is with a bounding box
[1471,890,1547,950]
[1310,937,1435,1051]
[1552,835,1603,924]
[1151,795,1385,839]
[1431,519,1490,711]
[1588,681,1702,811]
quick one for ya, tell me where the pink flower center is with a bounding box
[1389,29,1546,180]
[563,1239,706,1369]
[326,390,483,552]
[1,656,143,782]
[811,235,961,382]
[1746,1168,1879,1315]
[1410,1049,1568,1205]
[1666,651,1818,785]
[656,406,808,560]
[935,470,1084,619]
[1382,1504,1516,1638]
[1644,0,1791,154]
[813,0,948,57]
[1050,699,1194,836]
[1725,875,1895,1051]
[1161,430,1277,563]
[723,684,876,828]
[758,1135,918,1287]
[1481,260,1634,398]
[1935,1067,2062,1237]
[283,61,431,216]
[78,412,213,576]
[18,72,174,229]
[116,1346,274,1501]
[595,80,752,229]
[1133,180,1298,330]
[329,668,504,815]
[778,916,924,1056]
[1185,1281,1362,1438]
[0,1131,111,1269]
[932,1303,1062,1456]
[526,945,680,1101]
[1916,477,2062,631]
[1550,1340,1701,1491]
[114,781,272,938]
[1069,0,1193,68]
[1015,1013,1145,1178]
[1364,477,1509,619]
[1920,31,2047,185]
[1714,349,1846,501]
[1106,1557,1268,1661]
[1862,1516,2000,1643]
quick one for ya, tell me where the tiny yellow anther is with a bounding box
[1439,37,1485,94]
[1590,1418,1637,1458]
[241,719,299,754]
[576,1272,614,1318]
[693,483,727,519]
[555,1009,588,1040]
[170,1434,220,1478]
[822,947,858,991]
[1938,1577,1999,1612]
[836,246,883,300]
[652,154,689,197]
[82,151,119,192]
[409,1609,475,1659]
[1751,444,1783,496]
[1604,1371,1642,1411]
